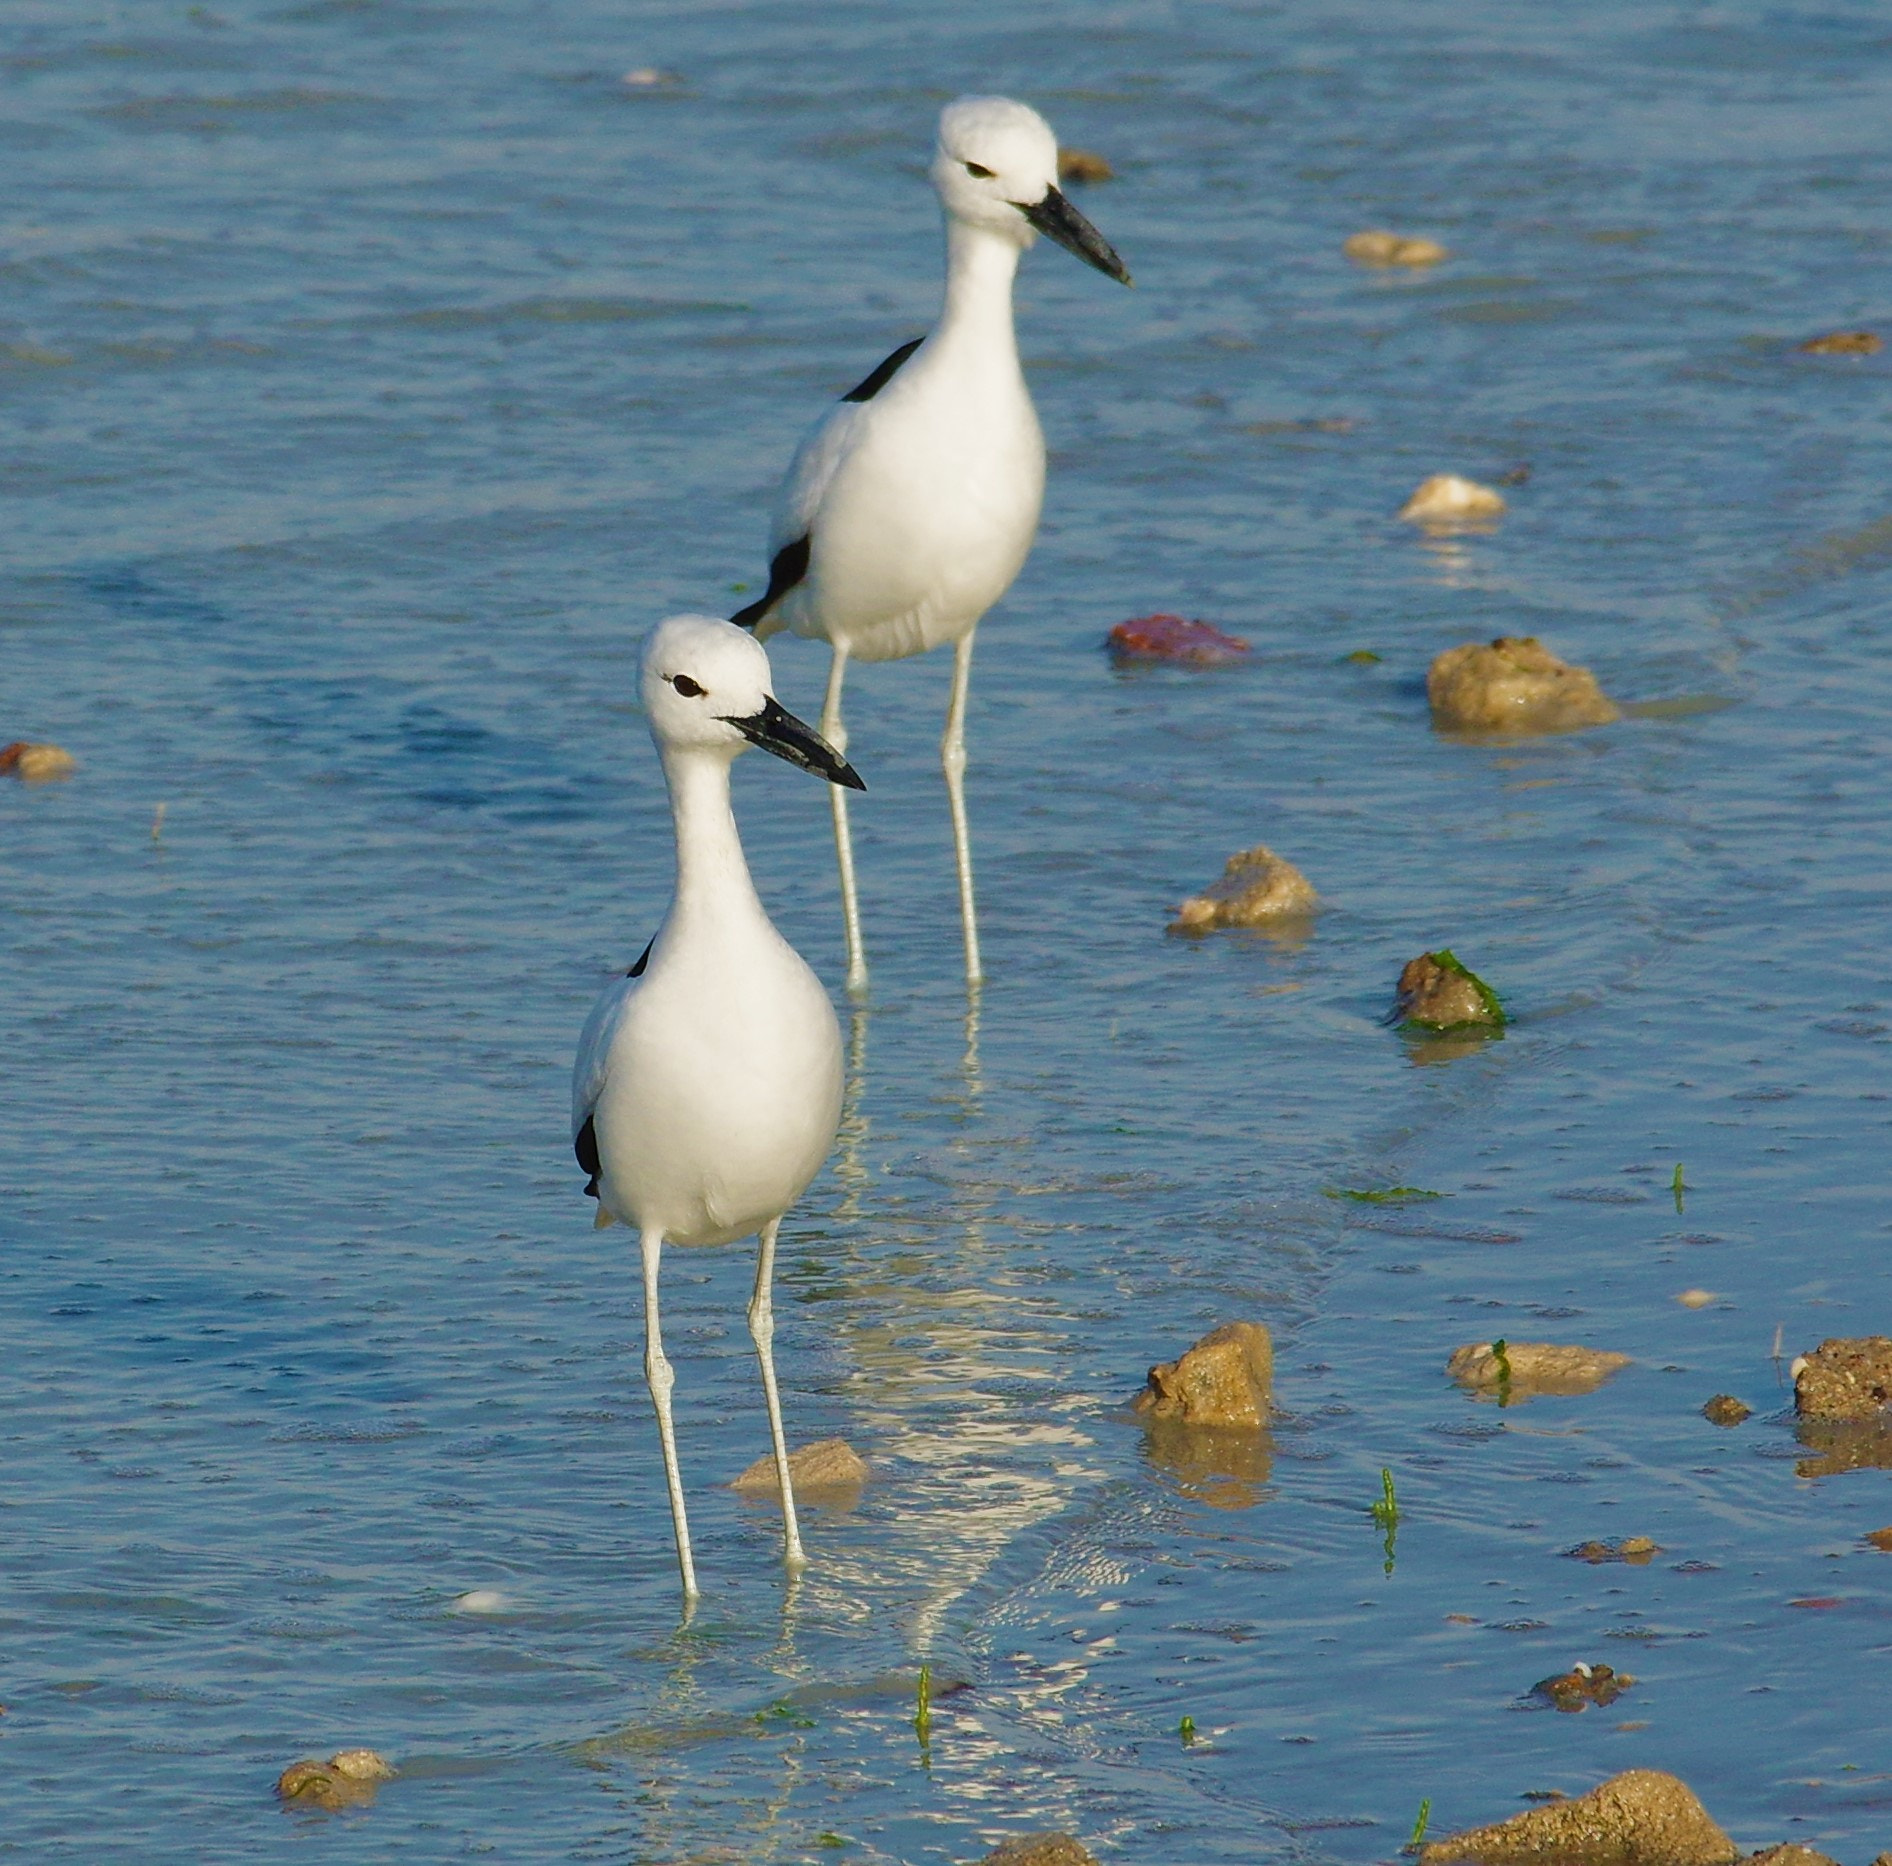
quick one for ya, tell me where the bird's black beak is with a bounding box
[1017,185,1133,285]
[724,695,866,790]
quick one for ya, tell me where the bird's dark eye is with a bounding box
[963,161,994,179]
[670,674,705,698]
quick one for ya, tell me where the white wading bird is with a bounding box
[733,95,1131,993]
[572,614,864,1601]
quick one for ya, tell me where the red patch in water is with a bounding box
[1106,614,1251,666]
[1788,1596,1844,1610]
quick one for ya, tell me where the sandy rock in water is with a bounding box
[1675,1288,1717,1309]
[1428,636,1620,734]
[1134,1321,1272,1427]
[1345,228,1448,267]
[1419,1768,1737,1866]
[1395,951,1504,1031]
[1169,845,1318,934]
[1746,1848,1843,1866]
[1533,1660,1633,1711]
[1565,1536,1660,1565]
[276,1748,395,1808]
[1863,1527,1892,1552]
[981,1836,1100,1866]
[1702,1394,1751,1426]
[1400,474,1507,526]
[1797,329,1881,355]
[1057,148,1113,183]
[1106,613,1251,666]
[1792,1336,1892,1420]
[1448,1340,1631,1400]
[732,1436,868,1500]
[0,740,77,782]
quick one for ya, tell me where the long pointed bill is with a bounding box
[1018,185,1132,285]
[724,695,866,790]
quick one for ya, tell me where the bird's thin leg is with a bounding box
[942,629,984,986]
[747,1217,807,1573]
[821,645,868,994]
[640,1227,699,1601]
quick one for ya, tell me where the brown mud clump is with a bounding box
[1533,1660,1634,1711]
[276,1748,396,1809]
[732,1437,868,1503]
[1106,613,1250,666]
[1345,229,1447,267]
[1798,330,1881,355]
[1565,1536,1661,1565]
[1428,636,1620,735]
[1792,1336,1892,1420]
[1395,951,1505,1031]
[1169,845,1318,935]
[1448,1339,1630,1402]
[1703,1394,1751,1427]
[0,741,77,782]
[1057,148,1113,184]
[1134,1321,1272,1427]
[1419,1768,1737,1865]
[1399,474,1507,528]
[981,1836,1100,1866]
[1863,1527,1892,1552]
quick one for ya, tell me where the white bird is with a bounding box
[571,613,864,1601]
[734,95,1131,993]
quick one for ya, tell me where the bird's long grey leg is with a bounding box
[942,629,984,986]
[640,1227,699,1602]
[747,1217,807,1573]
[821,645,868,994]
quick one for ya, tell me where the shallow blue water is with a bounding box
[4,2,1892,1860]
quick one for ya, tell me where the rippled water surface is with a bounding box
[5,2,1892,1860]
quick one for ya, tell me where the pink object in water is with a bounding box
[1105,613,1251,666]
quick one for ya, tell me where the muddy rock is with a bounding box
[732,1437,868,1501]
[1395,951,1505,1031]
[1400,474,1507,527]
[0,740,77,782]
[276,1748,396,1809]
[980,1836,1100,1866]
[1797,330,1881,355]
[1703,1394,1751,1426]
[1533,1661,1634,1711]
[1863,1527,1892,1552]
[1448,1340,1630,1401]
[1345,228,1448,267]
[1134,1321,1272,1427]
[1565,1536,1661,1565]
[1419,1768,1737,1866]
[1057,148,1113,184]
[1793,1417,1892,1479]
[1791,1336,1892,1420]
[1169,844,1318,935]
[1106,613,1250,666]
[1428,636,1620,735]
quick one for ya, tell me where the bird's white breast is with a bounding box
[588,923,843,1246]
[785,345,1045,663]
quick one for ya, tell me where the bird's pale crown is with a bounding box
[931,95,1060,240]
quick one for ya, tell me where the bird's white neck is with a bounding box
[661,748,767,932]
[936,218,1024,359]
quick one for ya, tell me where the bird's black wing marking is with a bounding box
[627,938,652,978]
[575,1112,602,1199]
[841,336,923,403]
[730,534,810,632]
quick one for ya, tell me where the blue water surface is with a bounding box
[4,1,1892,1860]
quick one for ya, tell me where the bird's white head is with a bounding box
[640,615,864,788]
[931,95,1132,284]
